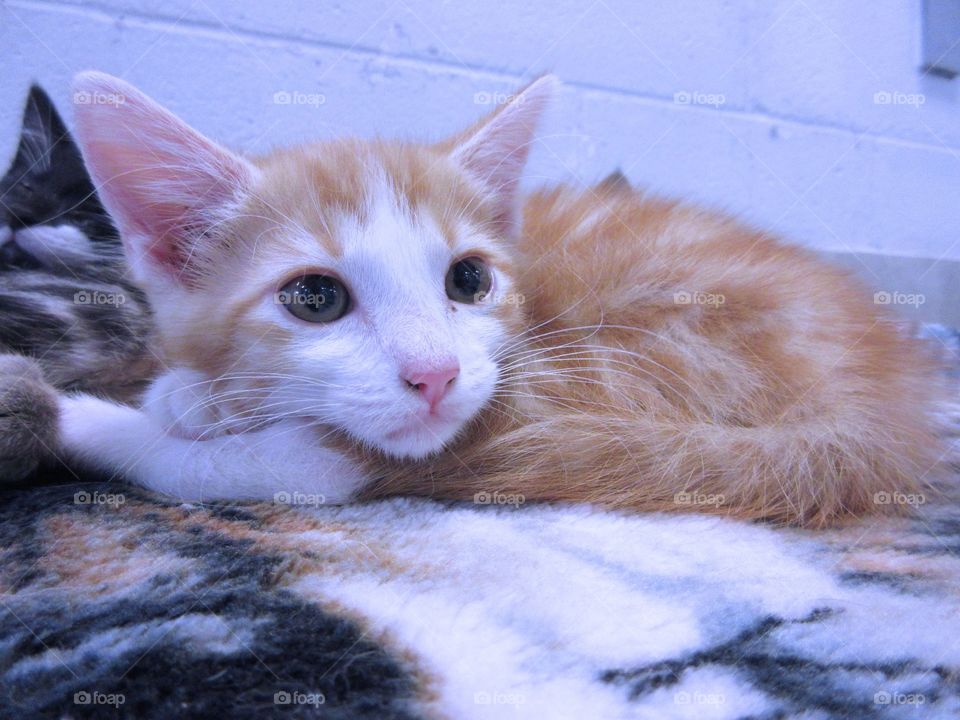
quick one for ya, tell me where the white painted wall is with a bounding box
[1,0,959,264]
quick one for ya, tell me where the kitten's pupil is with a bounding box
[280,274,350,323]
[446,257,492,304]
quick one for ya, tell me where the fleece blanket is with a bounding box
[1,397,958,719]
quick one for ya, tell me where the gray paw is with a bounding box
[0,354,59,482]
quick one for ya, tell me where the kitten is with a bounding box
[0,85,155,481]
[60,72,943,526]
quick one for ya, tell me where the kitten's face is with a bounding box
[72,72,553,459]
[200,146,524,457]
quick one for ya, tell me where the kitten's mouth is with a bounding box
[384,413,451,441]
[378,411,463,458]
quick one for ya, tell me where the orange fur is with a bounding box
[360,181,945,527]
[151,138,944,528]
[74,72,944,527]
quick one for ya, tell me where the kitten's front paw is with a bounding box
[0,354,60,482]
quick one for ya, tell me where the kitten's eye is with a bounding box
[278,274,350,323]
[445,257,492,304]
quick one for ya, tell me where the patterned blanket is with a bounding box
[1,401,958,719]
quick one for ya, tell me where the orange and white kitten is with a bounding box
[62,72,942,526]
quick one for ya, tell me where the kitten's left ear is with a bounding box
[70,71,259,289]
[442,75,557,236]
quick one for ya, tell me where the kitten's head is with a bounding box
[0,85,117,271]
[71,72,554,458]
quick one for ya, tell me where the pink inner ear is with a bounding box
[72,72,256,284]
[451,76,555,235]
[457,137,530,233]
[93,147,245,273]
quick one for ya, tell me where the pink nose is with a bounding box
[403,362,460,410]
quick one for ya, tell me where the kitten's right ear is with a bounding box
[70,71,259,288]
[441,75,556,237]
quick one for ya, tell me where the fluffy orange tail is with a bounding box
[363,402,944,527]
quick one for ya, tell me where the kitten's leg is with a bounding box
[141,367,226,440]
[59,394,368,503]
[0,354,59,482]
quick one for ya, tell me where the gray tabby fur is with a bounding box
[0,86,155,481]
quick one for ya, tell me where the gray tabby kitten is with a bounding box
[0,86,155,481]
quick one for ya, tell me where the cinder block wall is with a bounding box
[1,1,957,319]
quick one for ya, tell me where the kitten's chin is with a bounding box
[375,417,463,460]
